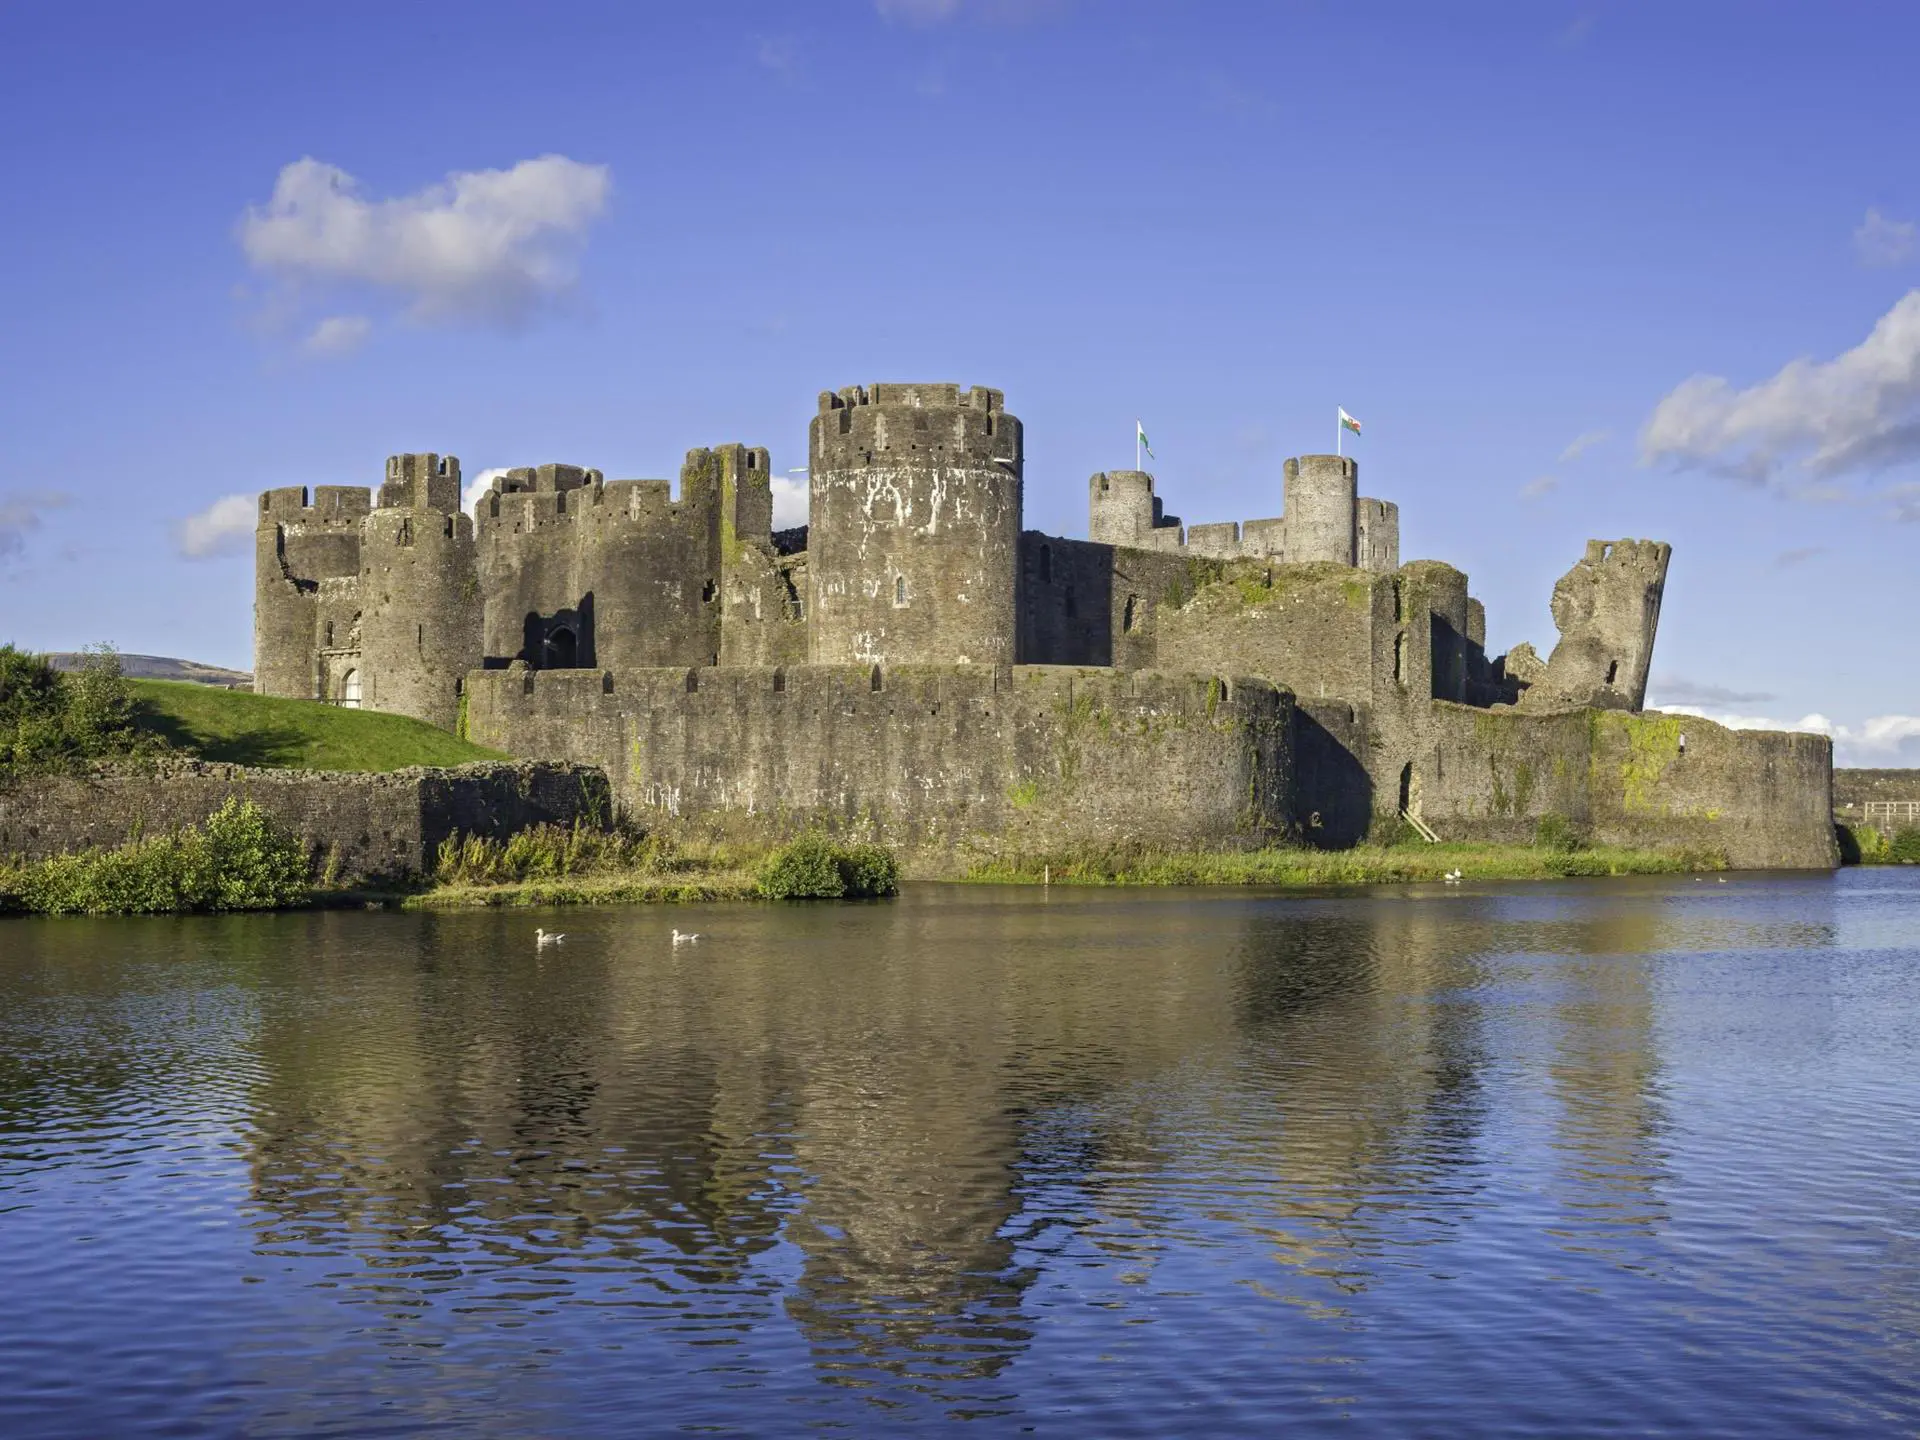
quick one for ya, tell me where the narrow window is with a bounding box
[1039,544,1052,584]
[1604,660,1619,685]
[895,575,906,605]
[417,623,424,651]
[1123,594,1138,633]
[773,668,786,694]
[870,665,883,693]
[1394,631,1407,684]
[702,579,717,603]
[324,621,334,647]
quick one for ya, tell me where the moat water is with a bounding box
[3,873,1919,1436]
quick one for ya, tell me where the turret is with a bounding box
[1283,455,1358,565]
[807,384,1023,667]
[378,452,462,514]
[357,455,481,730]
[1089,470,1182,549]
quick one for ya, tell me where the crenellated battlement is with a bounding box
[1090,461,1397,572]
[258,485,372,527]
[378,453,462,513]
[812,382,1021,475]
[818,383,1004,415]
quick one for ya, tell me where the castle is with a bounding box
[255,382,1836,868]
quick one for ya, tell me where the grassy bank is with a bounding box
[129,679,502,771]
[3,822,901,916]
[961,841,1729,887]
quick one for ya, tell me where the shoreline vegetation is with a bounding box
[4,645,1916,918]
[7,810,1916,920]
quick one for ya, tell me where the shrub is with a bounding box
[4,798,309,915]
[758,833,900,900]
[1535,814,1584,854]
[432,822,658,886]
[0,644,156,776]
[1891,827,1920,865]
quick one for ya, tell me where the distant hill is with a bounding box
[46,652,252,689]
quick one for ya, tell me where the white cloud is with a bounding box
[239,154,611,329]
[771,473,808,530]
[1519,474,1558,499]
[463,467,512,517]
[175,494,257,559]
[1854,207,1916,268]
[1557,429,1609,463]
[303,314,371,356]
[1641,290,1920,482]
[0,490,71,563]
[1646,675,1776,707]
[1653,704,1920,767]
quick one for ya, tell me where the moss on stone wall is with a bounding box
[1609,710,1685,813]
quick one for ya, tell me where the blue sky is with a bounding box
[2,1,1917,762]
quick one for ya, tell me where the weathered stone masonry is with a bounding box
[254,379,1837,870]
[466,665,1291,857]
[0,761,610,883]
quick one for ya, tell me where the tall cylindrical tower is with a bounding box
[357,455,482,731]
[1284,454,1358,565]
[807,384,1023,667]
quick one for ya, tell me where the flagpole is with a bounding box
[1336,408,1342,458]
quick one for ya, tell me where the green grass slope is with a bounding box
[131,680,504,772]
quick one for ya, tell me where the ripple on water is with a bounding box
[0,875,1917,1434]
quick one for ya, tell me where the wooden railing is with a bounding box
[1863,800,1920,827]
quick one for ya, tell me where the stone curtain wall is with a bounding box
[0,761,611,883]
[1412,706,1836,868]
[466,665,1294,859]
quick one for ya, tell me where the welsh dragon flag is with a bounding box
[1136,420,1155,459]
[1339,407,1363,436]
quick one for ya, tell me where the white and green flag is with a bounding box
[1338,407,1362,437]
[1136,419,1155,467]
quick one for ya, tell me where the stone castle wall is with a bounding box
[1087,465,1400,572]
[0,761,611,883]
[465,664,1293,858]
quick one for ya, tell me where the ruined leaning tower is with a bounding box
[355,454,481,731]
[807,384,1024,667]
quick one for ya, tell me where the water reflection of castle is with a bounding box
[237,894,1680,1408]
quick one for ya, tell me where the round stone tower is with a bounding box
[1283,454,1358,565]
[807,384,1023,667]
[1089,470,1157,545]
[357,454,482,731]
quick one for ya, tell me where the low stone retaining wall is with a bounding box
[0,761,612,883]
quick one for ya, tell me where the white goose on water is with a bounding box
[535,927,567,949]
[672,929,702,946]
